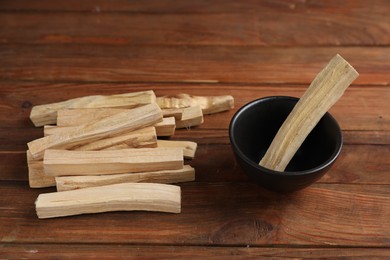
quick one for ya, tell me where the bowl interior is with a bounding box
[230,96,342,173]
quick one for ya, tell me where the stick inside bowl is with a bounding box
[259,54,359,172]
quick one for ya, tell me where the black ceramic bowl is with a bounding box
[229,96,342,193]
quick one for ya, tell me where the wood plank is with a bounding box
[1,244,390,259]
[1,83,388,131]
[1,143,389,184]
[0,181,389,246]
[0,45,388,84]
[2,9,387,46]
[0,0,388,19]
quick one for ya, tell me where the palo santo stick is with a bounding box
[57,108,129,126]
[44,148,183,176]
[56,165,195,191]
[157,140,197,159]
[161,108,183,120]
[45,126,157,150]
[36,183,181,218]
[259,54,359,172]
[157,94,234,115]
[74,126,157,150]
[28,103,162,160]
[155,117,176,136]
[56,108,175,137]
[27,150,55,188]
[176,105,204,129]
[30,90,156,126]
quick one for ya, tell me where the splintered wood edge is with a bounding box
[56,165,195,191]
[36,183,181,218]
[259,54,359,172]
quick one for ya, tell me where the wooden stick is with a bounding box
[161,108,183,120]
[56,108,175,137]
[155,117,176,137]
[175,105,204,129]
[157,140,197,159]
[27,150,55,188]
[56,165,195,191]
[57,108,128,127]
[44,148,184,176]
[157,94,234,115]
[259,54,359,172]
[30,90,156,127]
[36,183,181,218]
[45,126,157,150]
[28,103,162,159]
[75,126,157,150]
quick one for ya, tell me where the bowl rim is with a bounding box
[229,96,343,176]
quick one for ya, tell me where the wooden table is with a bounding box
[1,1,390,258]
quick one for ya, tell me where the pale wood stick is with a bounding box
[56,108,129,127]
[157,140,197,159]
[36,183,181,218]
[259,54,359,172]
[46,120,172,139]
[45,126,157,150]
[157,94,234,115]
[27,150,55,188]
[155,117,176,136]
[74,126,157,150]
[30,90,156,126]
[28,103,162,159]
[44,148,184,176]
[175,105,204,129]
[56,108,175,137]
[56,165,195,191]
[161,108,183,120]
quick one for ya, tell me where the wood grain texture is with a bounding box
[56,165,195,191]
[30,90,155,126]
[1,181,389,246]
[44,148,183,176]
[0,83,389,131]
[1,244,390,259]
[1,144,389,184]
[0,0,389,256]
[28,103,162,159]
[2,6,387,46]
[0,45,388,84]
[36,183,181,218]
[260,54,359,171]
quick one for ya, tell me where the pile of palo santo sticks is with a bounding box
[26,90,234,218]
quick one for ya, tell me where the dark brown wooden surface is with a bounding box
[1,0,389,258]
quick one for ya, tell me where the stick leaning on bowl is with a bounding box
[259,54,359,172]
